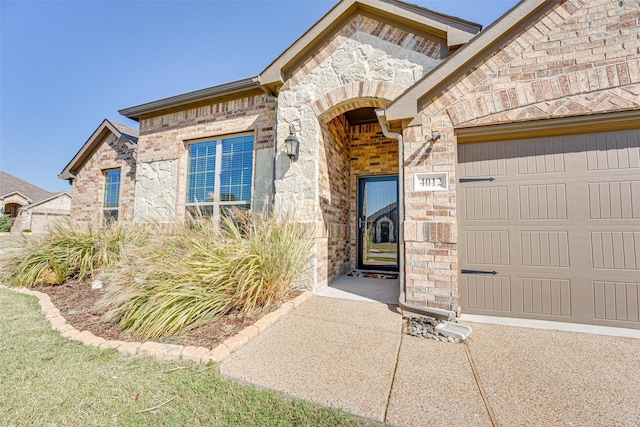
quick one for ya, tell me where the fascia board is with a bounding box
[118,78,259,121]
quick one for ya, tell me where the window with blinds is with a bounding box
[186,134,254,219]
[103,169,121,223]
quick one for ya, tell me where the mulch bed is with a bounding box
[36,282,262,350]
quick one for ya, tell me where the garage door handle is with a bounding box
[461,269,498,275]
[459,177,496,183]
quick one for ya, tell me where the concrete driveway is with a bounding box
[220,296,640,426]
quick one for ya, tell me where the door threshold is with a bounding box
[347,270,398,279]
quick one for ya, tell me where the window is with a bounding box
[103,169,121,223]
[186,134,253,220]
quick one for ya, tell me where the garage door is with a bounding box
[458,128,640,329]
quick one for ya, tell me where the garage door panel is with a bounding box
[521,231,570,267]
[464,230,510,265]
[589,180,640,219]
[464,186,508,221]
[519,184,567,220]
[459,127,640,329]
[586,130,640,171]
[594,281,640,323]
[522,277,571,317]
[591,231,640,270]
[463,275,511,312]
[516,137,567,174]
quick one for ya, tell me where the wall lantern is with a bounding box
[285,124,300,161]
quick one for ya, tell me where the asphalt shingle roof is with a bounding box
[0,171,53,204]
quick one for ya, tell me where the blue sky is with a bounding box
[0,0,518,193]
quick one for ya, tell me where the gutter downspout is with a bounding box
[375,109,455,322]
[254,78,278,208]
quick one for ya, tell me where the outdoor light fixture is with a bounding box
[285,124,300,161]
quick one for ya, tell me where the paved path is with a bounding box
[220,296,640,426]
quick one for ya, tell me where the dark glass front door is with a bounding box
[357,176,399,271]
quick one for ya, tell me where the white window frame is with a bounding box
[185,133,254,224]
[103,168,121,223]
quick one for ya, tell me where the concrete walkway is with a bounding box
[220,296,640,426]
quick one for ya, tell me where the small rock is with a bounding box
[447,337,455,343]
[91,280,103,289]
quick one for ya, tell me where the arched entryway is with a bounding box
[316,103,400,289]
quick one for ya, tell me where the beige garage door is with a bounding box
[458,128,640,329]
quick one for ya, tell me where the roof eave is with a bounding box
[59,119,124,181]
[118,77,261,121]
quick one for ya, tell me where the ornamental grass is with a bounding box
[98,210,314,340]
[0,222,148,287]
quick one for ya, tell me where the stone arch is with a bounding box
[311,81,407,122]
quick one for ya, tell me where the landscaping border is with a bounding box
[0,284,313,364]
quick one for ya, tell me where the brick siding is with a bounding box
[70,133,136,224]
[405,0,640,311]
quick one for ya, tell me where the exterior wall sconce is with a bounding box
[285,124,300,161]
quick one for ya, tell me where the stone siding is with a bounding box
[133,93,275,223]
[406,0,640,310]
[276,13,447,290]
[70,133,136,224]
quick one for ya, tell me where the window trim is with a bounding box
[103,168,121,223]
[185,132,254,224]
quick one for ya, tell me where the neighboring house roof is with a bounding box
[119,0,482,121]
[18,192,71,211]
[0,171,53,204]
[386,0,555,123]
[59,118,139,180]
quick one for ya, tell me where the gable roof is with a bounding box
[386,0,555,123]
[120,0,481,121]
[59,119,139,180]
[0,171,53,204]
[19,192,71,211]
[257,0,482,93]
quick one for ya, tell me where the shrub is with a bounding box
[0,214,10,232]
[1,222,148,287]
[99,210,315,339]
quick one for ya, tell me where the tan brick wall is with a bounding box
[134,92,275,222]
[407,0,640,311]
[70,133,136,224]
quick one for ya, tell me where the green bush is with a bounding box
[1,222,148,287]
[0,214,10,232]
[99,210,315,339]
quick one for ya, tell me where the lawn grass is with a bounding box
[0,289,372,426]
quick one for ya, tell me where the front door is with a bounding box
[357,176,399,271]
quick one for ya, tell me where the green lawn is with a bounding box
[0,289,371,426]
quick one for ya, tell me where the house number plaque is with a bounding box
[414,172,448,191]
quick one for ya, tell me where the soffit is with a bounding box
[258,0,481,93]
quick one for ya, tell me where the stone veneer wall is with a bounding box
[275,14,446,290]
[405,0,640,310]
[134,92,275,223]
[70,133,136,224]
